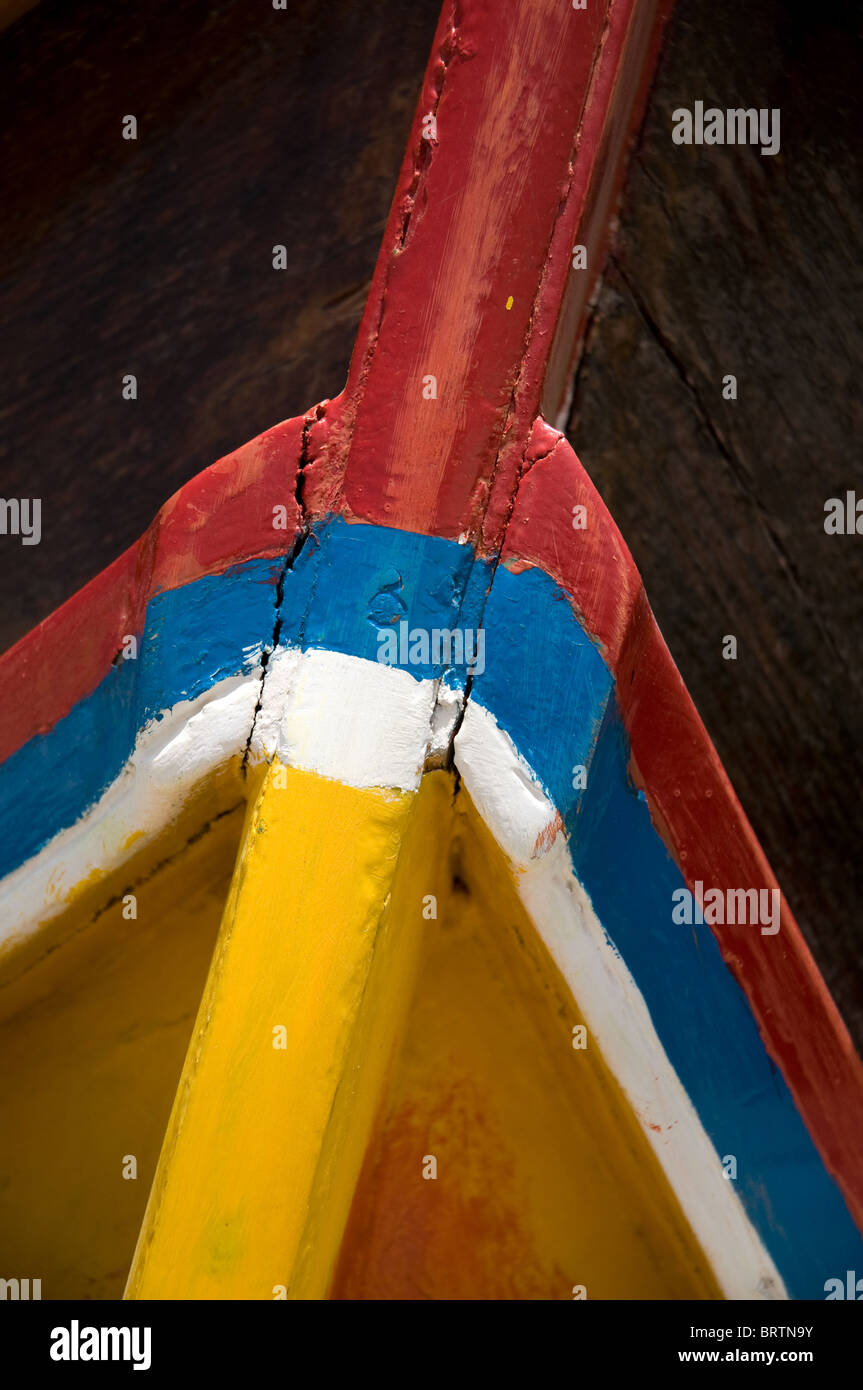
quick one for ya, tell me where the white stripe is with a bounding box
[251,647,461,790]
[454,699,786,1300]
[0,652,456,947]
[0,674,260,953]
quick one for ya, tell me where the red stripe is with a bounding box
[503,416,863,1234]
[0,415,305,765]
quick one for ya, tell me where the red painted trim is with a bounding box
[484,0,674,552]
[503,417,863,1233]
[311,0,669,545]
[0,415,305,765]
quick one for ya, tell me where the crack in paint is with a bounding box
[426,427,564,795]
[241,402,326,774]
[468,0,617,548]
[332,0,462,480]
[396,0,460,253]
[418,11,623,786]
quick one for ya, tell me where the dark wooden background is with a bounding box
[1,0,861,1046]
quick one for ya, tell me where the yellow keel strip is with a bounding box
[126,761,432,1300]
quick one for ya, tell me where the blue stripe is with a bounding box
[298,518,484,684]
[470,560,863,1298]
[1,516,860,1296]
[0,557,280,881]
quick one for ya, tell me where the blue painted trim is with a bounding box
[471,561,863,1298]
[0,557,281,882]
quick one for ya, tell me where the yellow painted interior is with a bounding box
[0,759,248,1014]
[331,783,722,1300]
[2,757,721,1301]
[0,802,245,1299]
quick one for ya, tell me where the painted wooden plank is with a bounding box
[306,0,674,545]
[498,419,863,1236]
[126,763,429,1299]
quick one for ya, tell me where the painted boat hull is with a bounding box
[1,0,861,1301]
[0,417,860,1299]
